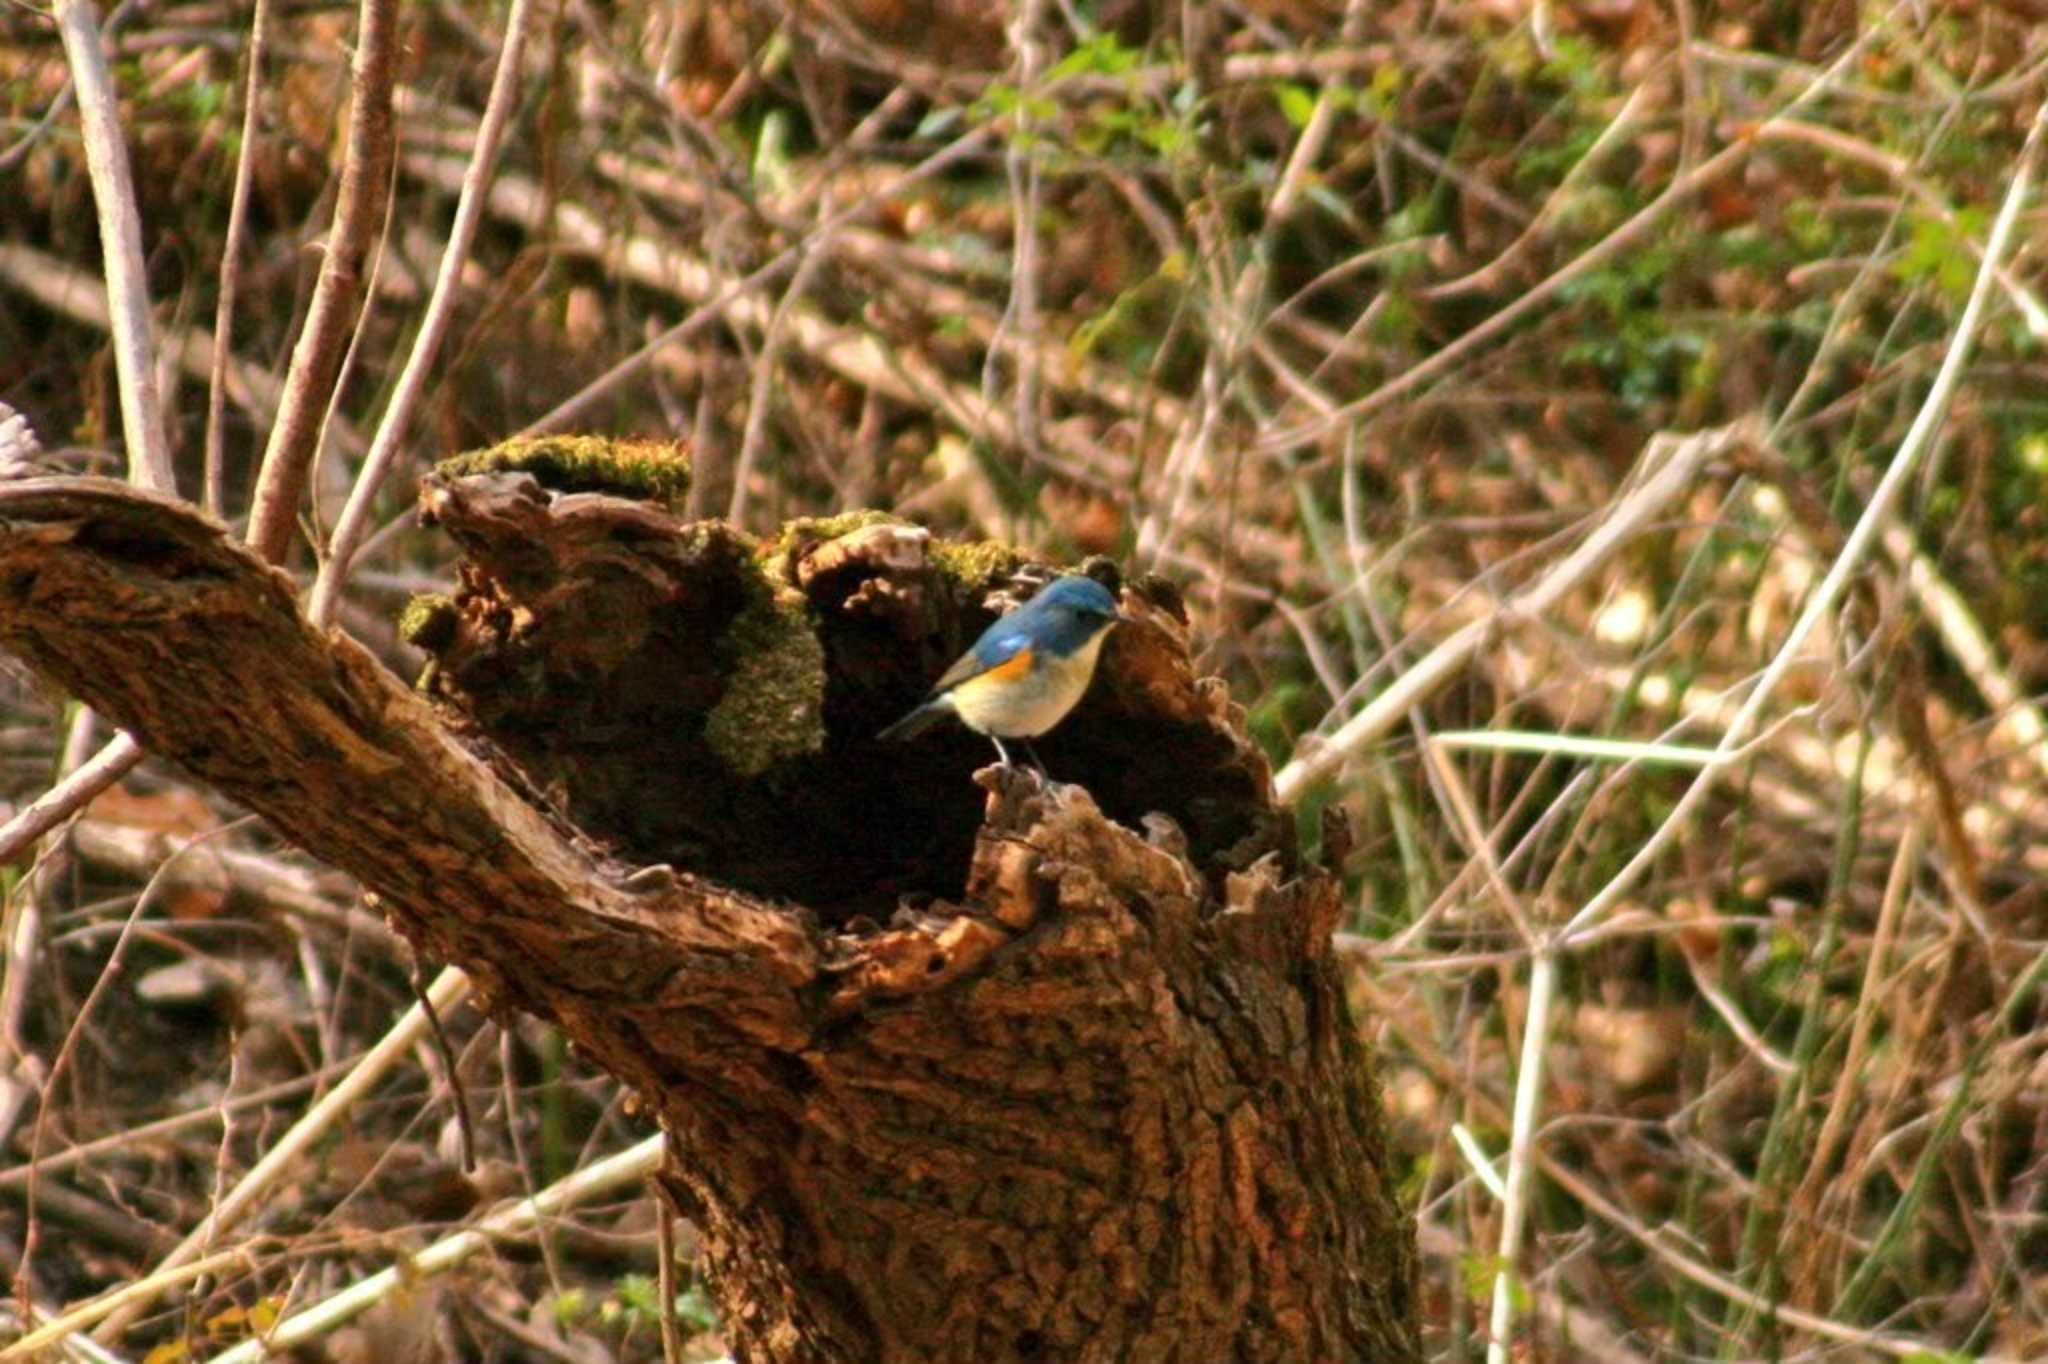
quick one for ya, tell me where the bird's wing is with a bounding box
[931,629,1034,694]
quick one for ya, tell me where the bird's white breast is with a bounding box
[948,631,1108,738]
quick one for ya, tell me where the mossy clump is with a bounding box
[434,435,692,507]
[928,538,1029,596]
[703,580,828,778]
[754,511,1032,603]
[397,592,459,652]
[757,509,905,580]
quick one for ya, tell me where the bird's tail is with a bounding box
[877,699,948,743]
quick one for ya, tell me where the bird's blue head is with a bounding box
[1020,575,1125,658]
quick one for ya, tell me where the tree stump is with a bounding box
[0,446,1417,1362]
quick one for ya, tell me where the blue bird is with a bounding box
[879,575,1127,771]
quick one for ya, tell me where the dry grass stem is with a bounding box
[201,1134,664,1364]
[87,966,473,1344]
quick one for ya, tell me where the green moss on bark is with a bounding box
[927,538,1029,595]
[397,593,459,652]
[704,581,828,778]
[435,435,692,506]
[761,509,902,563]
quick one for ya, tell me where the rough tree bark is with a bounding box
[0,455,1418,1363]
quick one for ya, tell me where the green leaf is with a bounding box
[914,106,963,139]
[1365,63,1403,115]
[675,1286,722,1334]
[616,1273,662,1320]
[1894,211,1979,301]
[1274,82,1317,129]
[1048,32,1141,82]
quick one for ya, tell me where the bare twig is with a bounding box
[0,1249,263,1361]
[1137,0,1363,567]
[202,0,272,519]
[1417,80,1657,304]
[1484,948,1556,1364]
[0,708,102,1149]
[725,245,834,527]
[506,126,997,437]
[404,147,1133,496]
[1539,1153,1967,1360]
[0,1062,354,1192]
[52,0,174,494]
[0,243,367,458]
[1786,817,1923,1255]
[0,732,144,867]
[1879,519,2048,783]
[305,0,540,628]
[23,822,231,1323]
[656,1195,683,1364]
[242,0,399,565]
[985,0,1050,463]
[66,818,382,939]
[1758,118,2048,337]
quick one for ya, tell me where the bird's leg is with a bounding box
[1020,740,1049,780]
[990,735,1015,768]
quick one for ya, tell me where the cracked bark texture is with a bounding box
[0,473,1418,1363]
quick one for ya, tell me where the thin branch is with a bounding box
[1786,817,1923,1242]
[67,817,389,942]
[725,244,834,527]
[0,1061,354,1193]
[401,149,1130,495]
[1416,80,1657,304]
[1484,948,1556,1364]
[1538,1153,1963,1360]
[306,0,540,628]
[0,732,144,867]
[52,0,174,494]
[1758,118,2048,338]
[0,243,368,459]
[0,706,101,1150]
[23,823,237,1335]
[203,0,272,519]
[506,124,997,437]
[242,0,399,565]
[1880,518,2048,784]
[985,0,1049,463]
[1136,0,1361,566]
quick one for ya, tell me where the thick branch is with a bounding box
[0,478,815,1055]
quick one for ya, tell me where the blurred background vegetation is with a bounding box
[4,0,2048,1359]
